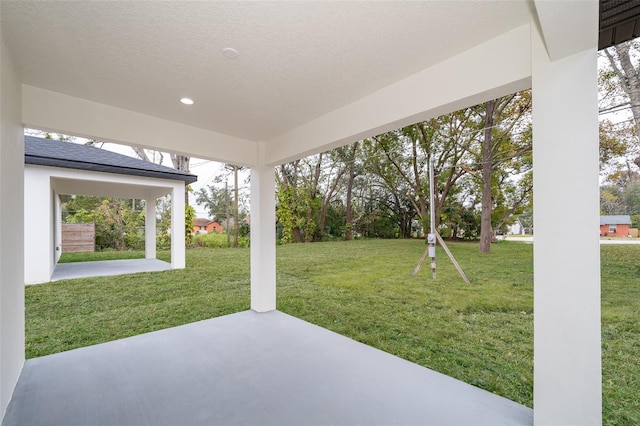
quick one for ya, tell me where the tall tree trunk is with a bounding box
[233,165,239,248]
[344,141,359,241]
[225,181,231,247]
[345,171,356,240]
[292,228,303,243]
[309,154,322,241]
[479,100,495,253]
[607,42,640,137]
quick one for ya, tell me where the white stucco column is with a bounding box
[145,198,156,259]
[24,167,55,284]
[531,22,601,425]
[250,143,276,312]
[0,28,25,419]
[54,192,62,264]
[170,184,185,269]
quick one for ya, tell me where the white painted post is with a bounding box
[0,28,25,418]
[23,167,54,284]
[531,24,601,425]
[428,156,436,278]
[170,184,185,269]
[54,192,62,264]
[145,198,156,259]
[250,142,276,312]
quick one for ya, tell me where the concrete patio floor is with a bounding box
[3,310,532,426]
[47,258,172,282]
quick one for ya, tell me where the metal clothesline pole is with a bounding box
[412,156,470,284]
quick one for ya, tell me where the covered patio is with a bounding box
[50,259,171,282]
[0,1,627,425]
[3,311,532,426]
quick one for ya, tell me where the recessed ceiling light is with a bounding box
[223,47,239,59]
[180,97,194,105]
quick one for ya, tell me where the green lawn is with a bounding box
[58,250,148,263]
[26,240,639,425]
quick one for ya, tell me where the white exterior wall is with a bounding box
[0,28,25,420]
[250,142,276,312]
[531,11,602,425]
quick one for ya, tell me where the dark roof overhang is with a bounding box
[24,136,198,184]
[599,0,640,50]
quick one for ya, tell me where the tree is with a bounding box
[332,141,361,240]
[601,40,640,178]
[276,160,319,243]
[475,91,532,253]
[599,119,630,171]
[369,112,478,239]
[195,185,230,222]
[131,148,192,206]
[64,197,146,251]
[603,40,640,141]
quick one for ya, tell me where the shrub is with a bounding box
[192,232,250,248]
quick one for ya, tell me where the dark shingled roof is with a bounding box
[25,136,197,184]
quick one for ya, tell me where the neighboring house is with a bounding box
[600,215,633,237]
[193,218,223,234]
[507,218,524,235]
[24,136,197,284]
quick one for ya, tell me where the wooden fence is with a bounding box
[62,223,95,253]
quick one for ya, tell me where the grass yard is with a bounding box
[25,240,639,425]
[58,250,148,263]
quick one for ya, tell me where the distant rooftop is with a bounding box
[600,215,632,225]
[25,136,197,184]
[194,218,214,227]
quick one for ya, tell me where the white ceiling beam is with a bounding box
[264,24,532,166]
[22,86,258,167]
[49,171,175,200]
[533,0,599,62]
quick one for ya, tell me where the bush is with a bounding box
[192,232,250,248]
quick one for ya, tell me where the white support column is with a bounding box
[54,192,62,264]
[0,27,25,419]
[145,198,156,260]
[24,167,54,284]
[170,184,185,269]
[531,22,601,425]
[250,142,276,312]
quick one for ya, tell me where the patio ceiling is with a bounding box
[1,1,532,144]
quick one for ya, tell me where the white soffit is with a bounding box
[1,1,532,143]
[50,175,174,200]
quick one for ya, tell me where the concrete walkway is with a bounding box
[2,310,533,426]
[48,258,172,282]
